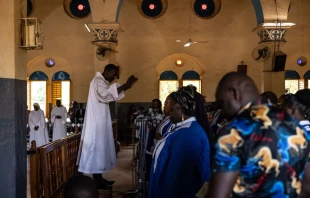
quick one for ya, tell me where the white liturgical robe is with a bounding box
[29,109,48,147]
[77,72,124,174]
[51,106,67,141]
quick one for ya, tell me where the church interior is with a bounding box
[2,0,310,197]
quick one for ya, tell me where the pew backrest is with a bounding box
[40,140,68,198]
[30,133,81,198]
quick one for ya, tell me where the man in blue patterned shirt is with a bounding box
[207,72,310,198]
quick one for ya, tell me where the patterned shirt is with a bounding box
[213,102,310,198]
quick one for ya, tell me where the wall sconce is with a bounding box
[45,58,55,67]
[175,58,184,67]
[297,56,307,66]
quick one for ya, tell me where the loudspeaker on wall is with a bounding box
[273,51,287,72]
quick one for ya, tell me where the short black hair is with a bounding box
[261,91,277,105]
[104,64,118,72]
[65,175,98,198]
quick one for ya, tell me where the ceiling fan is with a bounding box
[176,39,209,47]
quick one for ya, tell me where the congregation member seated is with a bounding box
[207,72,310,198]
[282,89,310,133]
[148,87,210,198]
[65,175,99,198]
[261,91,277,105]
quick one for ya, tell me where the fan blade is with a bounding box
[184,43,191,47]
[255,54,262,60]
[176,39,186,43]
[193,41,209,43]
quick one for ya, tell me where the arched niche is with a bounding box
[182,70,200,80]
[285,70,300,79]
[29,71,48,81]
[182,70,201,93]
[156,54,204,78]
[52,71,71,81]
[159,70,178,80]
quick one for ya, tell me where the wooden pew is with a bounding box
[30,141,43,198]
[63,133,81,178]
[40,140,68,198]
[30,133,81,198]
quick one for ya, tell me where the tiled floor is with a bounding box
[27,146,134,198]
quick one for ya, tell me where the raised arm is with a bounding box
[96,75,138,103]
[117,75,137,93]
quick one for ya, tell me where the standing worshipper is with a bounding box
[51,100,68,141]
[77,64,138,189]
[155,95,173,139]
[261,91,277,105]
[207,72,310,198]
[148,88,210,198]
[29,103,48,147]
[75,103,86,124]
[282,89,310,134]
[68,101,78,123]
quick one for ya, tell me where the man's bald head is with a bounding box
[215,72,260,119]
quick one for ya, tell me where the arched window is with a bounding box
[27,71,48,114]
[285,70,302,94]
[159,71,179,104]
[182,70,201,93]
[52,71,71,110]
[303,70,310,88]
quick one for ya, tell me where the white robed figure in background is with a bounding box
[29,103,48,147]
[77,64,138,189]
[51,100,67,141]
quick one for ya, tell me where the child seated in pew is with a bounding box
[65,175,99,198]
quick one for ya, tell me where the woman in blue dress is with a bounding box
[148,86,211,198]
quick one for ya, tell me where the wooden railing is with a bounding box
[30,133,81,198]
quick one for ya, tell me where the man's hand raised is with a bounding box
[126,75,138,88]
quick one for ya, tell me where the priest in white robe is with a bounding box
[29,103,48,147]
[51,100,68,141]
[77,64,138,189]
